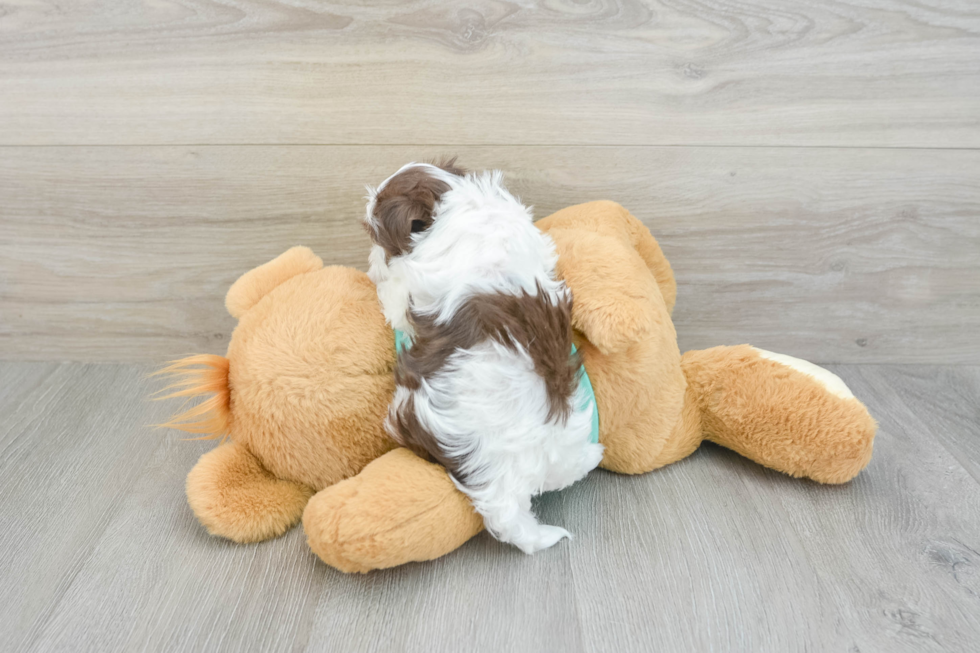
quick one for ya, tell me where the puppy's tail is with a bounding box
[151,354,231,439]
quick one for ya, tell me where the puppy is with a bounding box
[363,160,604,554]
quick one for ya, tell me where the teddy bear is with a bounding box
[158,201,876,573]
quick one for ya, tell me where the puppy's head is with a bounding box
[364,158,466,259]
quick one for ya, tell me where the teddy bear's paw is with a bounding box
[186,442,314,543]
[751,348,855,399]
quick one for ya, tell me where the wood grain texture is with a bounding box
[1,145,977,363]
[0,0,978,147]
[0,363,206,652]
[854,365,980,485]
[563,363,980,652]
[3,362,979,652]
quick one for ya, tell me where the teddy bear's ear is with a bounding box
[225,246,323,318]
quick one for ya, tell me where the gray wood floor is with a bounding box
[2,361,978,652]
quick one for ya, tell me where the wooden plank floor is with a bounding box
[2,362,978,652]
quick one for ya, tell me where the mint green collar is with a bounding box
[394,328,414,354]
[570,343,601,445]
[394,330,599,444]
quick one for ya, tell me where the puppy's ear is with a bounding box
[372,167,451,258]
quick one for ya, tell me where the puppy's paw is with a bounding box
[515,525,572,555]
[585,442,605,471]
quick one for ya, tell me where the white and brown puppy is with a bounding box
[363,160,604,554]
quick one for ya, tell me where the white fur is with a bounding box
[368,164,604,554]
[752,348,855,399]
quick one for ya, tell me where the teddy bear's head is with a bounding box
[228,265,398,490]
[162,263,398,492]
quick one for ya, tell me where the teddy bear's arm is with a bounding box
[225,246,323,318]
[550,231,665,356]
[186,441,314,543]
[303,448,484,573]
[539,201,677,313]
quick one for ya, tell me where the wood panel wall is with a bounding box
[0,1,978,363]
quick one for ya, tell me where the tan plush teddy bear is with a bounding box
[159,201,876,573]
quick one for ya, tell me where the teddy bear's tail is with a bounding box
[152,354,231,439]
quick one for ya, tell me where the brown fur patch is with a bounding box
[434,156,466,176]
[367,158,466,259]
[389,284,581,479]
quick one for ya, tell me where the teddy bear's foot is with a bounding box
[186,441,314,543]
[681,345,877,484]
[303,448,484,573]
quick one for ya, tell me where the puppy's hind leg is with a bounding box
[470,489,571,554]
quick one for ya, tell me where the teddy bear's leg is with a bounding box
[186,441,315,543]
[681,345,877,484]
[303,448,484,573]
